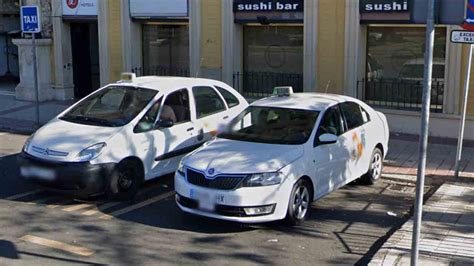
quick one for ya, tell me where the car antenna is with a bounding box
[325,80,331,93]
[194,58,204,78]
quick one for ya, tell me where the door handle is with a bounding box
[187,127,194,132]
[223,115,229,120]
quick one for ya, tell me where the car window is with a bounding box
[160,89,191,124]
[134,99,162,133]
[360,106,371,123]
[215,86,240,108]
[315,105,344,146]
[60,86,157,127]
[340,102,365,130]
[193,86,226,119]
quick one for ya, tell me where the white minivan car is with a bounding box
[175,88,389,225]
[19,74,248,199]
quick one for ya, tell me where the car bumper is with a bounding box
[174,172,292,223]
[17,152,116,198]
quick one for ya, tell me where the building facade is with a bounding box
[12,0,474,141]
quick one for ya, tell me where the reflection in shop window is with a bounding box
[239,26,303,96]
[142,24,190,77]
[363,27,446,113]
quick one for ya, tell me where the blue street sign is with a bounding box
[20,6,41,33]
[464,0,474,30]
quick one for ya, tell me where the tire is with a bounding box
[361,148,383,185]
[106,161,142,200]
[284,179,312,226]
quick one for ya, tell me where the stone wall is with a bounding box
[0,0,20,14]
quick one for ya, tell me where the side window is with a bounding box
[315,105,344,146]
[340,102,365,130]
[215,86,240,108]
[160,89,191,124]
[134,99,162,133]
[193,86,226,119]
[360,106,371,123]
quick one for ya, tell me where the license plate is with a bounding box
[21,166,56,181]
[190,189,225,212]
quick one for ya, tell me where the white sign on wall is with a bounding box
[62,0,98,16]
[130,0,188,18]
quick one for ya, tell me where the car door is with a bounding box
[339,101,368,181]
[133,88,198,179]
[312,105,352,198]
[191,86,229,142]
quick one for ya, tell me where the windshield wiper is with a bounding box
[61,115,117,127]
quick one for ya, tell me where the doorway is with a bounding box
[70,22,100,99]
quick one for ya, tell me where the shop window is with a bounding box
[237,25,304,97]
[142,24,190,77]
[362,26,446,113]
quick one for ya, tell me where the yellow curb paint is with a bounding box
[81,202,120,216]
[99,191,175,220]
[5,190,41,200]
[20,235,95,257]
[63,203,94,212]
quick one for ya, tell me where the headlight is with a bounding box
[242,172,284,187]
[75,143,106,162]
[22,135,34,153]
[177,161,185,177]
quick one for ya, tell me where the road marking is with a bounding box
[81,202,120,216]
[99,191,175,220]
[46,199,73,209]
[26,196,56,205]
[20,235,95,257]
[63,203,94,212]
[5,190,41,200]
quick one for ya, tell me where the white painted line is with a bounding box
[5,190,41,200]
[46,199,73,209]
[81,202,120,216]
[100,191,175,220]
[20,235,95,257]
[26,196,56,205]
[63,203,94,212]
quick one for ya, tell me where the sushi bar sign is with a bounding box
[360,0,411,23]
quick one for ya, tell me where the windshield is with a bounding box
[60,86,158,127]
[219,106,319,145]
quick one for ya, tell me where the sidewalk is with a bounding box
[370,181,474,265]
[0,94,74,133]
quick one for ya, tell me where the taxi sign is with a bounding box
[119,72,136,83]
[451,30,474,44]
[273,86,294,96]
[21,6,41,33]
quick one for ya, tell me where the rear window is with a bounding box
[215,86,240,108]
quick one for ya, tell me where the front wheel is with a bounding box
[284,179,312,226]
[361,148,383,185]
[106,161,142,200]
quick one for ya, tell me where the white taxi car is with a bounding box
[19,74,248,199]
[175,88,389,224]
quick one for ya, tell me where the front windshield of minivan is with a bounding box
[218,106,319,145]
[60,86,158,127]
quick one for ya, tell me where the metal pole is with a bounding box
[32,33,40,128]
[454,44,473,178]
[411,0,436,264]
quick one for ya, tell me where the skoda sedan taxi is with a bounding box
[19,74,248,199]
[175,88,389,224]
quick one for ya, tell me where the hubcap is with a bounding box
[118,170,133,191]
[293,185,310,220]
[371,152,382,179]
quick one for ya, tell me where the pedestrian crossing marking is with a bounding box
[20,235,95,257]
[99,191,175,220]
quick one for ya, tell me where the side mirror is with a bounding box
[319,133,338,145]
[156,119,174,129]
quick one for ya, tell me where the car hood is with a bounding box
[183,138,304,175]
[27,118,122,161]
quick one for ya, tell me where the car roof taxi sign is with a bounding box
[273,86,294,97]
[119,72,136,83]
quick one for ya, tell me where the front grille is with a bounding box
[186,169,246,190]
[32,146,69,157]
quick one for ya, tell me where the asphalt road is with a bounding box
[0,132,435,265]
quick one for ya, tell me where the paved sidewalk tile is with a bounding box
[369,182,474,265]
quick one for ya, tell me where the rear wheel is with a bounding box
[361,148,383,185]
[285,179,312,226]
[106,161,142,200]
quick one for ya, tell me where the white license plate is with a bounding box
[21,166,56,181]
[190,189,225,212]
